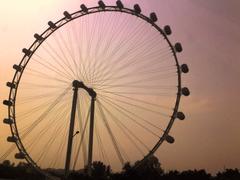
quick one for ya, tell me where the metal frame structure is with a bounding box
[3,1,189,179]
[64,80,96,178]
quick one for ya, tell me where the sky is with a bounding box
[0,0,240,174]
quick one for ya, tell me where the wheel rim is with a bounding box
[5,4,187,177]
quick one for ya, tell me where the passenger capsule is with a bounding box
[3,118,14,125]
[177,112,185,120]
[22,48,32,56]
[175,42,183,52]
[181,64,189,73]
[116,0,124,9]
[63,11,72,19]
[80,4,88,12]
[48,21,57,29]
[34,33,43,41]
[164,25,172,35]
[134,4,141,14]
[182,87,190,96]
[165,135,175,144]
[7,136,17,143]
[98,1,106,9]
[13,64,22,72]
[3,100,13,106]
[6,82,16,89]
[150,12,158,22]
[15,152,25,159]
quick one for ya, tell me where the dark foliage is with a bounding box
[0,160,44,180]
[0,159,239,180]
[215,169,240,180]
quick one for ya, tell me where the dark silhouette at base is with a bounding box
[0,158,239,180]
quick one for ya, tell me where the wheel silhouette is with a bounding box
[3,1,189,179]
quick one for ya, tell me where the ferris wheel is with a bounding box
[3,0,189,179]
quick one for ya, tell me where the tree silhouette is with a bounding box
[2,159,15,167]
[121,155,164,180]
[91,161,111,179]
[178,169,211,180]
[135,155,164,180]
[0,160,16,178]
[0,160,44,180]
[162,170,180,180]
[0,159,240,180]
[216,168,240,180]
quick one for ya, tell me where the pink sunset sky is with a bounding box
[0,0,240,173]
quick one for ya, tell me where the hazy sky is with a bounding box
[0,0,240,174]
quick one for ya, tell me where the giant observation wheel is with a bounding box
[3,1,189,178]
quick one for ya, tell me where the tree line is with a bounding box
[0,157,239,180]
